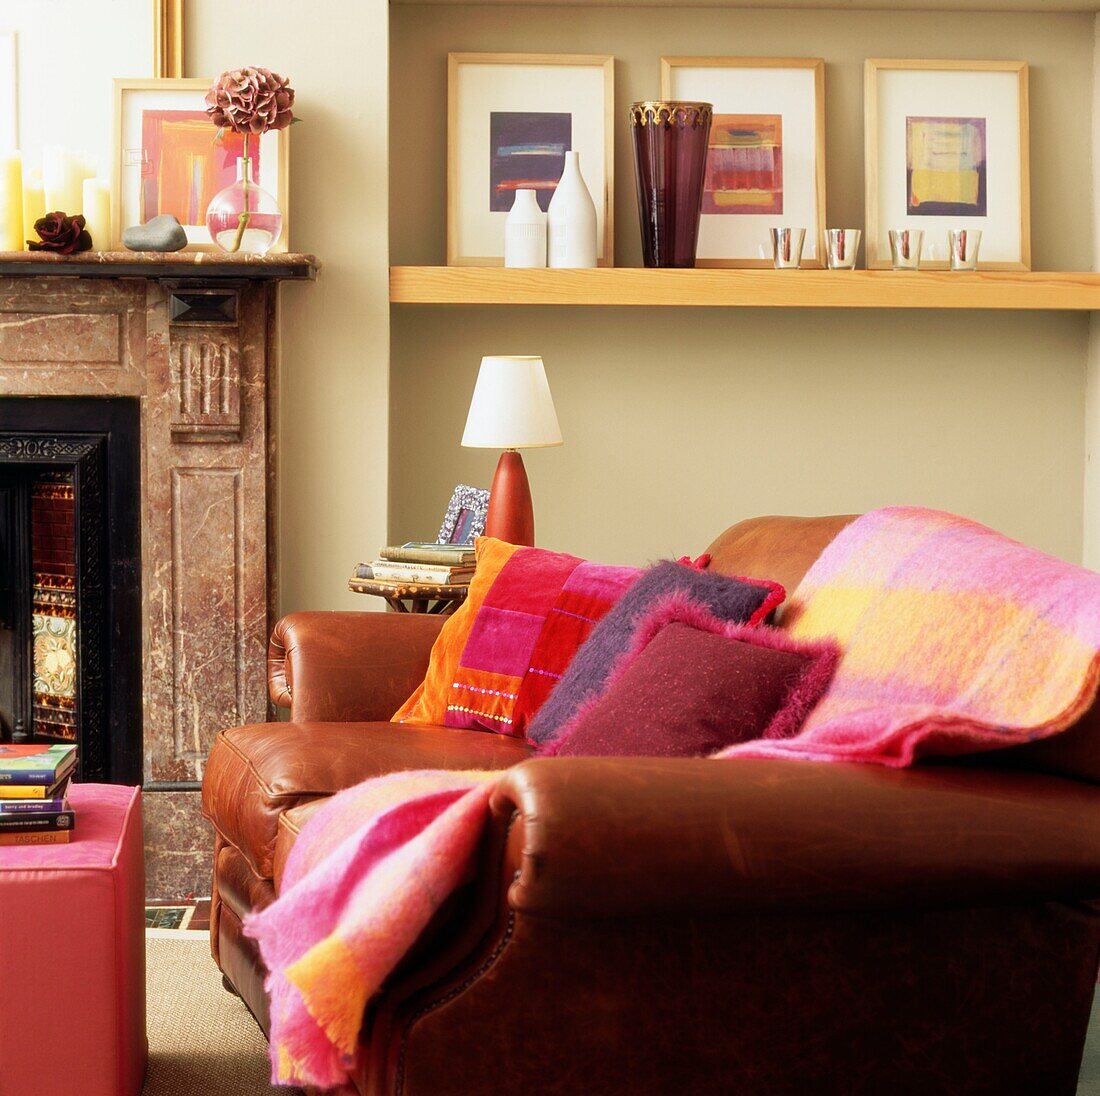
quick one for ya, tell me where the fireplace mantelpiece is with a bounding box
[0,251,317,280]
[0,252,317,896]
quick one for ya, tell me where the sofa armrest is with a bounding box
[490,756,1100,918]
[268,611,445,723]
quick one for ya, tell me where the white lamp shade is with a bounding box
[461,355,563,449]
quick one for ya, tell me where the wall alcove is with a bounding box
[386,3,1098,570]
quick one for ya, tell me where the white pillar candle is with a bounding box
[82,178,111,251]
[42,145,83,215]
[80,153,99,206]
[22,168,45,247]
[0,151,22,251]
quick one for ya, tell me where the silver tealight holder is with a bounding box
[889,229,924,271]
[948,229,982,271]
[770,227,806,269]
[824,229,860,270]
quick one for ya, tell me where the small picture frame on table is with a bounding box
[660,56,826,268]
[864,59,1030,270]
[113,77,290,251]
[437,485,490,545]
[447,52,614,266]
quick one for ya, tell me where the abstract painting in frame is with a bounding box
[864,60,1029,270]
[488,111,572,213]
[448,53,614,266]
[660,57,825,268]
[113,78,290,251]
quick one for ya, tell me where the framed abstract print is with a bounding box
[864,59,1030,270]
[447,53,614,266]
[113,78,290,251]
[659,57,825,268]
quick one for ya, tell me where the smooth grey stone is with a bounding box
[122,214,188,252]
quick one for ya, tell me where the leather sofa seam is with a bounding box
[394,811,521,1094]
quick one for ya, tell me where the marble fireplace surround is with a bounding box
[0,252,317,896]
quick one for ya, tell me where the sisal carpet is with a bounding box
[143,934,300,1095]
[142,932,1097,1095]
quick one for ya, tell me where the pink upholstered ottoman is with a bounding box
[0,784,147,1096]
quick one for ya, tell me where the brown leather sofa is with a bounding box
[201,515,1100,1095]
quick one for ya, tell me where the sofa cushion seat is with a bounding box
[202,721,533,880]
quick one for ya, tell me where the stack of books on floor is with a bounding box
[0,743,77,845]
[357,542,477,585]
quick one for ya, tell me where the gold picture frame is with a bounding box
[864,58,1030,271]
[447,52,615,267]
[153,0,184,79]
[112,78,291,252]
[660,56,826,268]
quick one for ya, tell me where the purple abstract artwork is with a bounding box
[489,111,571,212]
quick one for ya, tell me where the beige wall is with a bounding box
[1084,15,1100,570]
[0,0,152,173]
[188,0,390,612]
[390,6,1092,566]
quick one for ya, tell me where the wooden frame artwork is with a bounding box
[864,59,1030,270]
[660,56,826,268]
[447,52,615,267]
[113,78,290,252]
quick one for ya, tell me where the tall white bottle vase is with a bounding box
[504,188,547,268]
[548,151,597,268]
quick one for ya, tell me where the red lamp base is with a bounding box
[484,449,535,546]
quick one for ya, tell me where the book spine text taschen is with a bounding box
[0,829,71,845]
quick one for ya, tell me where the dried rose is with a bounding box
[205,67,295,135]
[28,212,93,254]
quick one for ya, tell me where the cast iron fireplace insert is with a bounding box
[0,397,141,784]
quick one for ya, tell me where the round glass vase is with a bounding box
[205,156,283,255]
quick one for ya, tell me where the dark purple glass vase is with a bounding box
[630,101,713,268]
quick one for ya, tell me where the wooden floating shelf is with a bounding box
[390,267,1100,311]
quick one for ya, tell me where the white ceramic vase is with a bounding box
[548,151,597,268]
[504,188,547,268]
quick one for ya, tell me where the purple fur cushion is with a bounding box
[541,593,839,759]
[526,559,785,747]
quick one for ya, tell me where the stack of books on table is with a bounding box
[0,743,77,846]
[357,542,477,585]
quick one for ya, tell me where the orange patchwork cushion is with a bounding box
[391,538,641,737]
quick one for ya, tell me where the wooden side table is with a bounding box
[348,572,470,615]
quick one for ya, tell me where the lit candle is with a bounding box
[42,145,83,215]
[82,178,111,251]
[0,151,22,251]
[22,168,45,247]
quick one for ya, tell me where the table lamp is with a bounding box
[461,355,563,546]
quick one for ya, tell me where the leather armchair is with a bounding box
[202,516,1100,1094]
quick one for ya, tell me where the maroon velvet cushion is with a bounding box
[544,603,838,759]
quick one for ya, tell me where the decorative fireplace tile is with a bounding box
[33,613,76,698]
[30,476,79,742]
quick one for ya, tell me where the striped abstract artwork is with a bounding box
[702,114,783,215]
[140,109,250,225]
[488,111,571,212]
[906,116,987,217]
